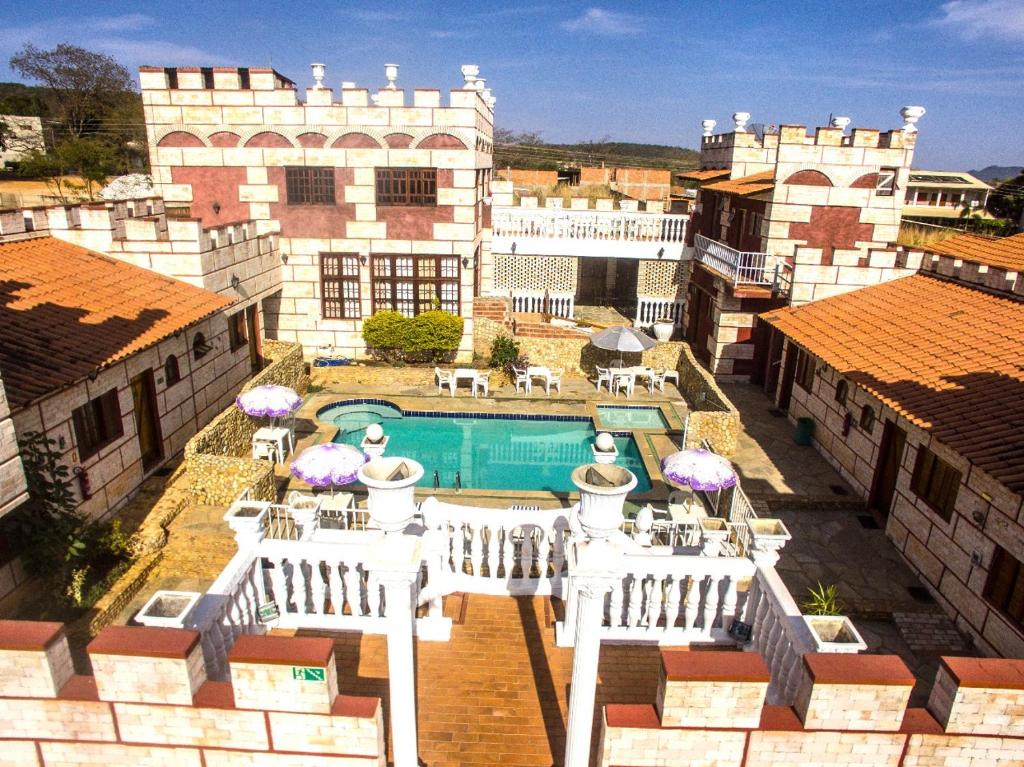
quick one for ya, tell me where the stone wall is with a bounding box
[637,258,690,298]
[0,367,27,517]
[598,648,1024,767]
[0,621,386,766]
[184,340,306,504]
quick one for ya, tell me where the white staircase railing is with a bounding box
[635,296,685,327]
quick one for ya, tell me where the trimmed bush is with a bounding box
[488,336,520,370]
[362,310,464,363]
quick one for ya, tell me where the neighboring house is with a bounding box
[758,232,1024,657]
[139,63,494,360]
[0,115,44,168]
[903,169,992,223]
[681,112,923,380]
[0,235,253,527]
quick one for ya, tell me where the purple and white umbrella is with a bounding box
[660,448,737,492]
[236,385,302,422]
[290,443,368,491]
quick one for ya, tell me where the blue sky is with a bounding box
[1,1,1022,169]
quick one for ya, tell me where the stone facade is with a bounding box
[777,339,1024,658]
[598,649,1024,767]
[140,64,494,361]
[0,620,386,766]
[0,369,27,517]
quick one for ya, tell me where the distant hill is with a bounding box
[970,165,1023,182]
[494,138,700,172]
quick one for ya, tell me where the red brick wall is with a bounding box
[170,166,249,226]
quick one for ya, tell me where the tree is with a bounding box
[989,173,1024,231]
[9,43,134,140]
[18,138,117,201]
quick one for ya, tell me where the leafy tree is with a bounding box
[18,138,117,201]
[9,43,134,140]
[989,173,1024,230]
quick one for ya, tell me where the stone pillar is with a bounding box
[381,573,419,767]
[564,576,611,767]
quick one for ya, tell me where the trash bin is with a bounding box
[794,417,815,446]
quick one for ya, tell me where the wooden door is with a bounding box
[131,370,164,471]
[245,304,263,374]
[777,343,798,411]
[869,420,907,521]
[763,327,785,396]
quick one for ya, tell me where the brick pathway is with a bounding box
[313,595,665,767]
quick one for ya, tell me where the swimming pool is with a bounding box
[597,405,670,430]
[318,400,653,494]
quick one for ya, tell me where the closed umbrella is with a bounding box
[289,443,369,495]
[660,448,737,491]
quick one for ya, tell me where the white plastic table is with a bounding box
[451,368,479,395]
[527,365,552,393]
[253,426,293,462]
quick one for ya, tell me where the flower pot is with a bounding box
[224,500,270,545]
[803,615,867,653]
[746,518,792,564]
[699,517,729,556]
[135,590,201,628]
[571,463,637,540]
[358,456,424,533]
[653,320,674,342]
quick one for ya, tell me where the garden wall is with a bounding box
[184,340,308,505]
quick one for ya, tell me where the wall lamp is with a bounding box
[280,253,288,264]
[230,274,241,290]
[360,254,369,265]
[510,241,516,254]
[212,201,221,214]
[462,256,474,269]
[657,247,665,259]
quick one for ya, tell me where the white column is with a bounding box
[381,574,418,767]
[564,577,610,767]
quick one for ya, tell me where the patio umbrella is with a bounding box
[236,385,302,425]
[289,443,369,494]
[590,326,657,354]
[660,448,737,492]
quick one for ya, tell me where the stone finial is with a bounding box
[384,63,399,90]
[461,64,480,86]
[310,63,326,89]
[701,119,717,137]
[732,112,751,132]
[473,76,486,92]
[830,116,851,132]
[900,105,926,133]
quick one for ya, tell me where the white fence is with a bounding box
[635,296,686,328]
[511,290,575,318]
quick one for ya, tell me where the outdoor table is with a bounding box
[610,365,654,396]
[527,365,552,392]
[450,368,479,395]
[254,426,293,461]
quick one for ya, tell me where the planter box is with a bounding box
[135,590,201,628]
[804,615,867,653]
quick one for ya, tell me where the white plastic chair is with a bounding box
[512,367,530,393]
[472,373,490,397]
[657,368,679,392]
[649,369,667,394]
[435,366,455,396]
[595,366,612,392]
[547,368,563,395]
[613,373,635,398]
[252,438,278,462]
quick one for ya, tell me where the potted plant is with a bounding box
[801,582,867,653]
[135,590,201,628]
[652,317,675,342]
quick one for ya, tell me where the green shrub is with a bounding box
[802,582,844,616]
[362,310,464,363]
[488,336,520,370]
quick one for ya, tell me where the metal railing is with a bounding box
[694,233,789,290]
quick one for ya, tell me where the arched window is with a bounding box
[164,354,181,386]
[192,332,211,360]
[860,405,875,434]
[834,379,849,406]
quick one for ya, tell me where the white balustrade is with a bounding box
[493,207,689,259]
[187,549,265,680]
[511,290,575,319]
[635,296,686,327]
[420,497,570,597]
[694,233,783,287]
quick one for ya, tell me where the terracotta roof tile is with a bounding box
[702,170,775,196]
[677,168,730,182]
[761,274,1024,494]
[924,232,1024,272]
[0,236,232,408]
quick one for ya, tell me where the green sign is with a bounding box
[292,666,326,682]
[257,601,279,622]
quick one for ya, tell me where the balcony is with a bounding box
[492,206,689,260]
[694,233,791,291]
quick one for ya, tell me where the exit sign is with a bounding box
[291,666,326,682]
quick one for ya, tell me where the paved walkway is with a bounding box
[306,595,666,767]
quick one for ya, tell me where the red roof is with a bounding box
[0,236,232,408]
[924,232,1024,272]
[761,274,1024,494]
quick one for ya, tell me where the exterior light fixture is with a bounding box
[462,256,473,268]
[510,241,516,254]
[230,274,241,290]
[212,201,221,214]
[657,247,665,259]
[360,254,369,265]
[280,253,288,264]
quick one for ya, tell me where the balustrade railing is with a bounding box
[493,208,689,244]
[421,498,570,597]
[635,296,686,327]
[694,234,785,288]
[511,290,575,319]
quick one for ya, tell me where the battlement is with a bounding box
[701,123,913,151]
[0,619,385,765]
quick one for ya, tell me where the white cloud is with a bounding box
[85,38,232,68]
[931,0,1024,41]
[346,10,411,22]
[561,8,641,36]
[87,14,156,33]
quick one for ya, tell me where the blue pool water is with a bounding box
[597,405,670,430]
[319,400,653,494]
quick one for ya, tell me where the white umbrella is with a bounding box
[289,443,368,494]
[235,385,302,427]
[660,449,737,492]
[590,326,657,353]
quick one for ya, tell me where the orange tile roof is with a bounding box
[0,236,232,408]
[761,274,1024,493]
[676,168,730,182]
[703,170,776,196]
[924,232,1024,273]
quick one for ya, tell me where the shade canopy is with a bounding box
[290,443,368,488]
[660,448,737,492]
[235,385,302,419]
[589,326,657,353]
